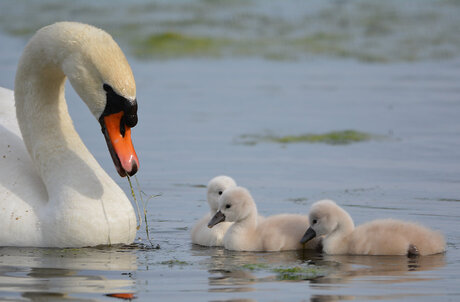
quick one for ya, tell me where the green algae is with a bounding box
[238,130,376,146]
[134,32,230,59]
[273,266,325,281]
[241,263,271,271]
[241,263,325,281]
[273,130,372,144]
[160,259,189,267]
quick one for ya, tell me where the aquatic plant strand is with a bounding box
[126,175,142,230]
[126,175,161,247]
[135,175,161,247]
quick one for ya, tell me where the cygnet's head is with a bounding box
[206,176,237,212]
[300,200,352,244]
[207,186,256,228]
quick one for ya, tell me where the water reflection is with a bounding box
[193,247,319,293]
[195,244,446,297]
[311,253,446,285]
[0,246,137,300]
[306,254,446,301]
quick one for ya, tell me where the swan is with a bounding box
[0,22,140,247]
[208,186,321,251]
[190,175,236,246]
[300,200,446,256]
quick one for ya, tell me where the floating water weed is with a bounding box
[272,266,325,281]
[241,263,271,271]
[241,262,325,281]
[237,130,379,145]
[160,259,189,267]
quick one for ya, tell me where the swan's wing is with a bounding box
[0,87,45,246]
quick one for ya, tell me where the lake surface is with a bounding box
[0,1,459,301]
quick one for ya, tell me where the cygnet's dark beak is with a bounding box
[208,211,226,228]
[300,227,317,244]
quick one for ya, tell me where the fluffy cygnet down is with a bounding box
[208,186,321,252]
[300,200,446,256]
[191,176,236,246]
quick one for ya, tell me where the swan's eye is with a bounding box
[218,191,223,195]
[225,204,231,209]
[312,219,317,224]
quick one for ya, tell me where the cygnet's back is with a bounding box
[349,219,445,256]
[191,176,236,246]
[210,186,320,252]
[258,214,319,252]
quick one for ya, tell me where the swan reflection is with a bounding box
[0,246,137,300]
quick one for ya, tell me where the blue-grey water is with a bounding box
[0,1,460,301]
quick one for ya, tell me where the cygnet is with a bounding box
[191,176,236,246]
[208,186,321,252]
[300,200,446,256]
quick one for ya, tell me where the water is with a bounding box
[1,1,460,301]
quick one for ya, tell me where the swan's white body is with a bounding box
[191,176,236,246]
[0,22,137,247]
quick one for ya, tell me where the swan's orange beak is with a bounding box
[101,112,139,177]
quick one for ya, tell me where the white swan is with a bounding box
[300,200,446,256]
[0,22,140,247]
[208,186,321,251]
[190,175,236,246]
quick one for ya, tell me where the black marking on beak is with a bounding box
[208,211,226,228]
[120,114,126,137]
[300,227,317,244]
[101,83,138,127]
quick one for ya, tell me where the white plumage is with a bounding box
[0,22,138,247]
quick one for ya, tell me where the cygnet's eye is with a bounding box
[225,204,231,209]
[218,191,223,195]
[312,219,317,224]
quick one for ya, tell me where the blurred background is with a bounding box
[0,1,460,301]
[1,0,460,62]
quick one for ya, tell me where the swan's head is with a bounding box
[301,199,352,244]
[206,176,237,212]
[208,186,256,228]
[56,22,139,177]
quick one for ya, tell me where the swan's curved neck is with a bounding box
[14,36,101,199]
